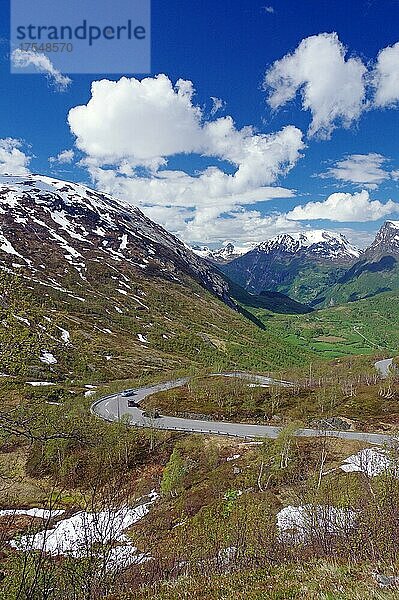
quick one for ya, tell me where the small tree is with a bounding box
[160,448,186,498]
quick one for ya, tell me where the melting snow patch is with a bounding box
[9,491,159,571]
[58,327,70,344]
[119,234,128,250]
[13,315,30,326]
[137,334,148,343]
[340,448,394,477]
[277,505,355,543]
[40,351,58,365]
[26,381,55,387]
[226,454,241,462]
[0,508,64,519]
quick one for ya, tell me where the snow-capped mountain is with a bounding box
[221,230,361,304]
[191,242,255,264]
[365,220,399,258]
[0,174,233,307]
[255,230,360,261]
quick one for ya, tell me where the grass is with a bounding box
[120,560,399,599]
[242,291,399,359]
[142,369,399,432]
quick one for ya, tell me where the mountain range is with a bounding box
[191,242,256,264]
[0,174,309,380]
[219,224,399,306]
[0,173,398,384]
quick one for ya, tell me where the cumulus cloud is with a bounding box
[69,74,304,242]
[287,190,398,222]
[264,33,367,139]
[0,138,31,175]
[263,6,275,13]
[210,96,225,116]
[49,149,75,165]
[69,75,303,176]
[319,153,395,189]
[373,42,399,107]
[11,49,71,92]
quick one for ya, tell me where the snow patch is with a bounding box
[40,351,58,365]
[340,448,393,477]
[277,504,355,542]
[9,491,159,571]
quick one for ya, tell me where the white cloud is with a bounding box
[210,96,225,116]
[69,75,303,177]
[263,6,275,13]
[11,49,71,92]
[319,153,395,189]
[0,138,31,175]
[264,33,367,138]
[69,74,304,242]
[287,190,398,222]
[49,149,75,165]
[373,42,399,107]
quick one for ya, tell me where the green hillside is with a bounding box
[0,270,312,385]
[315,255,399,307]
[241,290,399,359]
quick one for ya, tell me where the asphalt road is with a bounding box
[375,358,394,379]
[92,364,396,446]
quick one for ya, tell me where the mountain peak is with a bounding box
[255,229,360,260]
[191,241,255,264]
[366,220,399,257]
[0,174,234,308]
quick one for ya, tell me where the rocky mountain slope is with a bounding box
[365,220,399,259]
[319,221,399,306]
[222,230,360,305]
[0,175,309,381]
[0,174,233,308]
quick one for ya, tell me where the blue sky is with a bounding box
[1,0,399,247]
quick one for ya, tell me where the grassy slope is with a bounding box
[0,271,313,385]
[114,434,399,600]
[316,256,399,307]
[242,290,399,359]
[222,256,347,305]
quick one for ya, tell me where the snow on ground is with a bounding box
[226,454,241,462]
[58,327,70,344]
[138,334,148,343]
[26,381,55,387]
[40,351,58,365]
[84,390,96,398]
[119,234,128,250]
[13,314,30,326]
[277,504,356,543]
[340,448,394,477]
[9,491,159,571]
[0,508,64,519]
[0,233,26,261]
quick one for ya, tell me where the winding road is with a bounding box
[92,361,396,446]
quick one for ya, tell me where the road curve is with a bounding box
[91,364,396,446]
[375,358,394,379]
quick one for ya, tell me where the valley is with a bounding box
[0,175,397,600]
